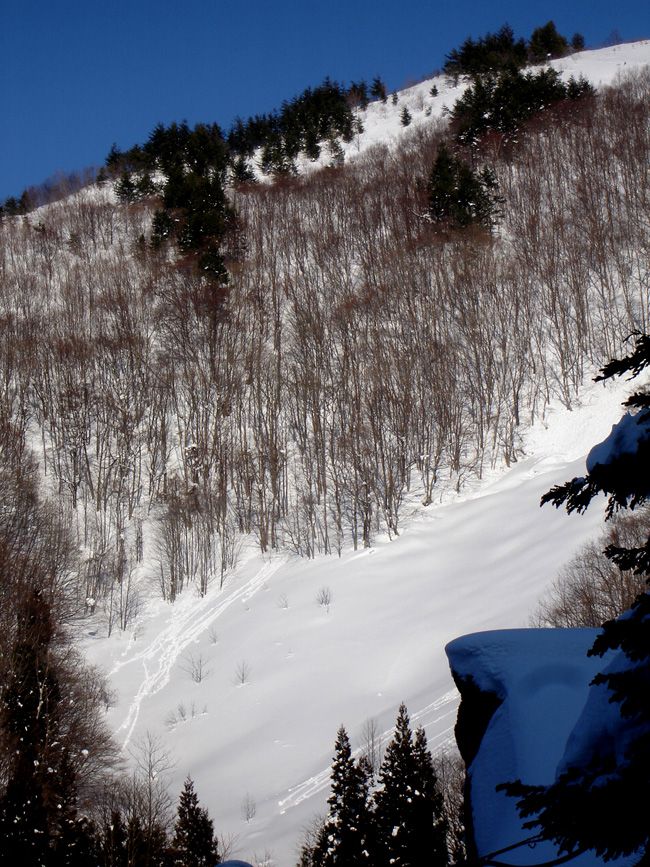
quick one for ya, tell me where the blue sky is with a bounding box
[1,0,648,201]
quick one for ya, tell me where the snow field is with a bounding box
[81,371,636,865]
[78,40,650,865]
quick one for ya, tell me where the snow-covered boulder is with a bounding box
[446,629,610,865]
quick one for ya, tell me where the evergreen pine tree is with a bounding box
[412,728,449,865]
[374,705,448,867]
[571,32,585,52]
[501,332,650,862]
[100,810,129,867]
[400,107,412,127]
[0,589,60,866]
[169,777,220,867]
[231,155,256,185]
[115,171,137,203]
[370,77,388,103]
[312,727,372,866]
[528,20,569,63]
[427,143,502,231]
[50,750,100,867]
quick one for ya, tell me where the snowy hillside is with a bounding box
[1,34,647,866]
[69,39,650,865]
[290,39,650,173]
[82,373,633,865]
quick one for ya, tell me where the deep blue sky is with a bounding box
[1,0,648,200]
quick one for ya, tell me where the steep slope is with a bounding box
[296,39,650,171]
[3,37,650,866]
[83,375,630,864]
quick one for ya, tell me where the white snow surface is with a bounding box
[82,374,636,865]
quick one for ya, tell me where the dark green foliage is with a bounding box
[571,33,586,52]
[400,106,412,127]
[327,137,345,167]
[444,21,575,79]
[374,705,448,867]
[0,591,98,866]
[371,76,388,103]
[311,727,373,866]
[151,209,174,249]
[260,135,297,176]
[124,814,168,867]
[528,20,569,63]
[444,24,528,79]
[430,85,439,97]
[227,78,355,167]
[136,173,158,199]
[106,119,232,285]
[412,728,449,864]
[168,778,220,867]
[197,245,229,286]
[115,172,137,204]
[426,143,503,231]
[0,590,59,864]
[100,810,129,867]
[105,143,149,176]
[451,66,594,147]
[144,121,228,178]
[348,80,369,109]
[501,333,650,863]
[1,190,31,217]
[231,155,256,185]
[106,143,123,174]
[96,807,169,867]
[116,172,160,204]
[52,810,100,867]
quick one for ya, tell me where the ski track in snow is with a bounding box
[112,558,286,748]
[276,688,458,813]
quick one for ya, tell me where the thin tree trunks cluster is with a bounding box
[0,70,648,620]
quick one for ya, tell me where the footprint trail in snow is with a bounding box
[112,558,285,748]
[276,688,458,814]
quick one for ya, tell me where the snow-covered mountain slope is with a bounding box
[72,38,650,867]
[291,39,650,174]
[82,373,632,865]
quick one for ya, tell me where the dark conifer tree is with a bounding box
[374,705,448,867]
[412,728,448,865]
[400,107,412,127]
[100,810,129,867]
[168,777,220,867]
[0,589,59,866]
[231,155,256,185]
[528,20,569,63]
[312,727,373,866]
[427,143,502,231]
[571,32,585,51]
[50,751,100,867]
[348,81,369,110]
[370,76,388,103]
[115,171,137,204]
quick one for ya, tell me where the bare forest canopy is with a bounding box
[0,55,649,630]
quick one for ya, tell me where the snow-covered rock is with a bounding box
[446,628,608,865]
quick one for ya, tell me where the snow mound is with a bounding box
[446,629,617,866]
